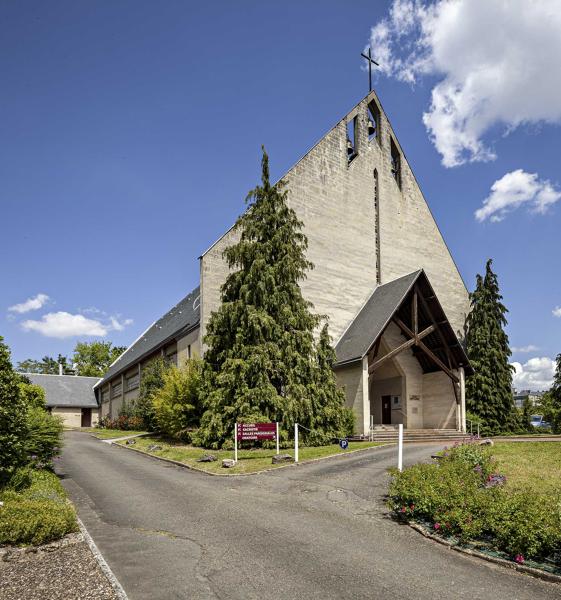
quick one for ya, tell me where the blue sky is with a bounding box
[1,0,560,389]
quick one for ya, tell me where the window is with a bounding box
[367,100,381,144]
[373,169,381,284]
[125,372,140,391]
[346,116,358,163]
[187,344,191,359]
[390,137,401,189]
[101,388,110,404]
[166,352,177,367]
[111,381,122,398]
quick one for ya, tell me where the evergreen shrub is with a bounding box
[0,469,78,546]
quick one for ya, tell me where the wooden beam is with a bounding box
[412,291,418,336]
[392,316,414,339]
[416,340,459,383]
[368,337,417,374]
[369,324,435,374]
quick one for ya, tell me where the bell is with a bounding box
[347,137,354,156]
[368,118,376,136]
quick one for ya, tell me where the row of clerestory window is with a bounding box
[346,100,402,189]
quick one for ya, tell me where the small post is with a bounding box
[234,423,238,463]
[397,423,403,472]
[294,423,299,463]
[276,422,280,455]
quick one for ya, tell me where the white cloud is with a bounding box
[8,293,50,314]
[22,311,132,339]
[475,169,561,222]
[511,356,555,391]
[369,0,561,166]
[553,306,561,317]
[511,345,539,353]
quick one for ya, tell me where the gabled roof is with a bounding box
[25,374,100,408]
[95,286,201,388]
[335,272,420,366]
[335,270,472,375]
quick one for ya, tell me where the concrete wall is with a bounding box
[335,360,368,435]
[177,327,201,365]
[422,371,458,429]
[200,89,470,347]
[52,407,99,428]
[370,376,403,425]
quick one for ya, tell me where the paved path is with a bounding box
[58,432,558,600]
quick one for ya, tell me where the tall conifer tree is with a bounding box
[464,260,519,433]
[197,149,352,448]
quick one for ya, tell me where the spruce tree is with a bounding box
[0,336,29,485]
[197,148,351,448]
[465,260,519,433]
[543,353,561,433]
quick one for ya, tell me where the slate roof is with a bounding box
[335,272,420,365]
[25,374,100,408]
[94,286,201,388]
[335,270,472,375]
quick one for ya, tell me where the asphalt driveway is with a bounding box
[58,432,558,600]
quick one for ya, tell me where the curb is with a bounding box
[408,521,561,585]
[89,432,152,443]
[77,517,129,599]
[112,440,394,477]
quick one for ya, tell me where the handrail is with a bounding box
[465,419,480,438]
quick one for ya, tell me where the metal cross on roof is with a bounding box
[361,47,379,92]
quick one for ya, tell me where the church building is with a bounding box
[96,90,472,435]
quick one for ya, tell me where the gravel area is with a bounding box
[0,534,119,600]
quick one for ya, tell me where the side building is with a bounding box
[93,286,200,418]
[25,373,101,428]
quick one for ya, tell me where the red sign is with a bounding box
[236,422,277,441]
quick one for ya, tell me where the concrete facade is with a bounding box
[199,90,469,434]
[51,406,99,428]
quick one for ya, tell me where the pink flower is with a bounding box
[515,554,525,564]
[434,523,441,531]
[400,507,407,513]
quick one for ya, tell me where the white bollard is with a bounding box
[234,423,238,463]
[294,423,299,463]
[276,422,280,455]
[397,423,403,472]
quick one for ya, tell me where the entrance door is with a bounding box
[81,408,92,428]
[382,396,392,425]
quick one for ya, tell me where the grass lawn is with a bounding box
[78,428,148,440]
[116,436,388,474]
[492,441,561,495]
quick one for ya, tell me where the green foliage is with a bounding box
[135,357,168,430]
[72,341,126,377]
[18,381,46,410]
[388,441,561,560]
[25,407,64,465]
[0,336,29,485]
[464,260,520,434]
[153,358,203,441]
[539,354,561,433]
[97,413,144,431]
[0,470,78,546]
[198,149,351,448]
[16,354,73,375]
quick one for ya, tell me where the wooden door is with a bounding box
[81,408,92,428]
[382,396,392,425]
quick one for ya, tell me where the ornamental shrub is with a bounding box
[25,407,64,466]
[0,469,78,546]
[134,357,168,431]
[152,358,203,441]
[0,336,29,485]
[18,381,46,410]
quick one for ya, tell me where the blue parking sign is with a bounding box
[339,438,349,450]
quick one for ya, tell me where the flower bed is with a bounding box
[388,441,561,571]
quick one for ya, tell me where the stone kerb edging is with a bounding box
[409,521,561,585]
[112,440,394,477]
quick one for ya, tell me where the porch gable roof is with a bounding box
[334,270,472,375]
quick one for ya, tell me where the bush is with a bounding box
[388,440,561,561]
[0,337,29,485]
[0,469,78,546]
[25,407,64,466]
[152,358,203,441]
[135,357,168,430]
[96,414,144,431]
[18,382,46,410]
